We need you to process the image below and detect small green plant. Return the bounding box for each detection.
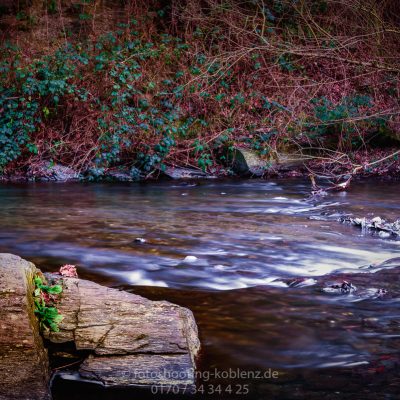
[34,276,62,295]
[33,275,63,332]
[34,298,63,332]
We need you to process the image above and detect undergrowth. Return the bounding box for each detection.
[0,0,399,177]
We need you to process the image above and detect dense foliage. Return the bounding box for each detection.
[0,0,399,178]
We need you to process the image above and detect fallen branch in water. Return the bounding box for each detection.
[307,148,400,195]
[309,173,352,197]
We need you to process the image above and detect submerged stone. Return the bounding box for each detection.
[183,255,198,263]
[161,166,213,179]
[340,216,400,237]
[106,171,134,182]
[104,167,143,182]
[322,280,357,295]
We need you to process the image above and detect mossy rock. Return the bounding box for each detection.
[228,147,266,177]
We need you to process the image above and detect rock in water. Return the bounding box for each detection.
[162,166,212,179]
[0,254,200,397]
[43,275,200,392]
[339,216,400,237]
[228,147,309,177]
[322,280,357,295]
[105,170,134,182]
[229,148,265,177]
[183,255,198,263]
[0,254,50,400]
[28,161,80,182]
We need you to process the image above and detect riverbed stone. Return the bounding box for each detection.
[228,147,308,176]
[44,274,200,391]
[104,167,143,182]
[28,161,80,182]
[0,254,50,400]
[229,147,266,176]
[105,170,134,182]
[161,166,213,179]
[340,216,400,237]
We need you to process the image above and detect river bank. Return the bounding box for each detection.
[1,1,399,198]
[1,147,399,185]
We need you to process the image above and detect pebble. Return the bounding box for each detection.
[183,256,198,263]
[378,231,391,238]
[323,280,357,294]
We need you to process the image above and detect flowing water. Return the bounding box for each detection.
[0,179,399,399]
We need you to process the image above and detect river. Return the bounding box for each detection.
[0,179,399,399]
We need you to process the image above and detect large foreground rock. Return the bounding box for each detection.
[0,254,200,398]
[0,254,50,400]
[44,274,200,391]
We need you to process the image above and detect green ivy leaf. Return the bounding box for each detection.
[47,285,63,295]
